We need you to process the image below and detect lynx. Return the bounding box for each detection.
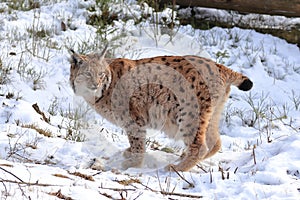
[69,46,253,172]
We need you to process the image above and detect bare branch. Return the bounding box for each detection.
[0,166,24,183]
[170,165,195,188]
[0,179,63,187]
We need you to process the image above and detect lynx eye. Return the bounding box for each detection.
[84,72,92,77]
[99,72,106,79]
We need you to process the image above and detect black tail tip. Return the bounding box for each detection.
[238,79,253,91]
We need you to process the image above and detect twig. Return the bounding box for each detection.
[139,178,202,198]
[1,181,8,198]
[170,165,195,188]
[252,145,257,165]
[99,185,203,199]
[209,168,213,183]
[32,103,50,123]
[0,179,62,187]
[219,166,225,180]
[102,174,202,199]
[156,170,164,193]
[0,166,24,183]
[234,167,238,174]
[0,165,30,198]
[160,191,203,198]
[138,180,156,192]
[99,187,136,192]
[133,191,143,200]
[196,164,208,173]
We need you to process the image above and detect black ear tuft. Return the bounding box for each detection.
[71,54,78,65]
[68,49,80,65]
[238,79,253,91]
[69,49,75,54]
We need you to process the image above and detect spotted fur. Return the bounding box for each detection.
[69,48,253,171]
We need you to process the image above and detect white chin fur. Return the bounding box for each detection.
[94,88,103,98]
[84,89,102,99]
[74,83,103,100]
[75,85,93,96]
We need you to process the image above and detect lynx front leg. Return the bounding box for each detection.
[122,130,146,169]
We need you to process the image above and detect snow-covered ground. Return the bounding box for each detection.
[0,1,299,199]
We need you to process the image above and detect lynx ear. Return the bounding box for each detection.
[68,49,81,65]
[96,44,109,60]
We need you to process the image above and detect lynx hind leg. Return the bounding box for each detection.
[204,86,230,159]
[203,106,223,159]
[167,112,212,172]
[204,137,221,159]
[122,130,146,169]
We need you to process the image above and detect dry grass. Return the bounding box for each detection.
[21,124,52,137]
[68,171,94,181]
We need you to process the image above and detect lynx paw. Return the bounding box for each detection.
[122,155,144,169]
[165,163,192,172]
[123,147,132,159]
[122,151,144,169]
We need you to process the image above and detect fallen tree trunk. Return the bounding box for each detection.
[179,15,300,47]
[160,0,300,17]
[158,0,300,46]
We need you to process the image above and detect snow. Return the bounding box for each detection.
[0,0,300,199]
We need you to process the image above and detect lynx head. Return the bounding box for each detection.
[69,45,111,100]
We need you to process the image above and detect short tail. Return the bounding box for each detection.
[216,63,253,91]
[230,72,253,91]
[236,77,253,91]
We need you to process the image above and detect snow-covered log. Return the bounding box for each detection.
[161,0,300,17]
